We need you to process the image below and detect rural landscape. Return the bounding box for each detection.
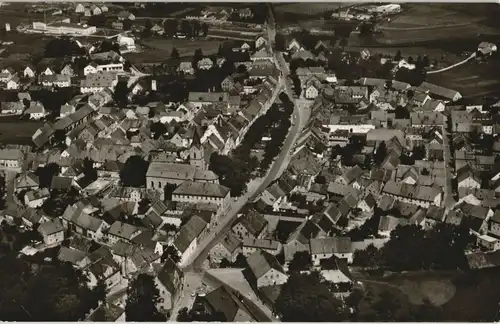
[0,1,500,322]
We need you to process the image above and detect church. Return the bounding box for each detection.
[146,127,219,191]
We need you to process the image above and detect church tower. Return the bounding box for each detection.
[189,127,206,170]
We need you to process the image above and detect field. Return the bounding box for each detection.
[380,4,485,29]
[427,56,500,99]
[125,38,224,63]
[274,3,354,16]
[0,119,42,145]
[356,269,500,321]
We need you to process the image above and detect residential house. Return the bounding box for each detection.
[6,76,20,90]
[61,204,109,241]
[40,74,71,88]
[37,218,65,246]
[178,62,194,75]
[60,64,76,76]
[24,188,50,208]
[252,35,267,49]
[26,101,47,120]
[242,238,281,257]
[195,286,254,321]
[209,232,242,263]
[173,215,208,264]
[154,258,184,312]
[309,237,353,266]
[232,209,268,240]
[246,250,288,288]
[15,172,39,192]
[107,221,142,245]
[0,148,24,171]
[118,11,135,20]
[382,180,442,208]
[197,58,214,70]
[457,167,481,189]
[24,65,36,78]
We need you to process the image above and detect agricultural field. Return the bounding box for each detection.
[356,269,500,321]
[375,4,500,44]
[274,3,354,16]
[125,38,224,63]
[427,57,500,100]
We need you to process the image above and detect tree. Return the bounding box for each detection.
[408,56,414,64]
[35,162,60,188]
[125,274,166,322]
[315,175,327,184]
[170,47,180,60]
[119,156,149,187]
[161,245,180,263]
[394,105,410,119]
[150,122,167,139]
[394,50,402,61]
[275,272,347,321]
[191,20,201,37]
[0,258,100,321]
[123,18,132,31]
[113,80,129,108]
[353,244,381,268]
[192,48,204,70]
[373,141,387,165]
[288,251,312,273]
[372,291,401,321]
[201,23,208,37]
[412,145,426,160]
[422,55,430,68]
[339,37,348,50]
[180,20,192,37]
[163,19,178,38]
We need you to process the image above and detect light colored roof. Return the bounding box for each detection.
[0,148,23,161]
[246,250,285,279]
[146,162,196,180]
[173,181,230,198]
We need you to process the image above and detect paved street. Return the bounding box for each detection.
[168,271,203,321]
[172,6,307,320]
[441,114,457,212]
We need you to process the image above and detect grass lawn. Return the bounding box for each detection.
[126,37,224,63]
[356,269,500,321]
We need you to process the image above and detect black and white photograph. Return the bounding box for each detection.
[0,0,499,322]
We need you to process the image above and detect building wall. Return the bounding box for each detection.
[172,192,229,208]
[257,268,288,288]
[179,237,198,264]
[458,177,481,189]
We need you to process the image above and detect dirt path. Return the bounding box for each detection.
[378,22,473,31]
[427,52,476,74]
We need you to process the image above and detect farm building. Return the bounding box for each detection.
[369,4,401,14]
[478,42,497,56]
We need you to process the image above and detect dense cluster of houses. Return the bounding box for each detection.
[0,31,288,319]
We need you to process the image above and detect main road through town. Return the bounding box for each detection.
[169,6,306,321]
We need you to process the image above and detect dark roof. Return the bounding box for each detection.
[157,258,183,294]
[237,209,268,237]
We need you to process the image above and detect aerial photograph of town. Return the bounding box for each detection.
[1,0,500,322]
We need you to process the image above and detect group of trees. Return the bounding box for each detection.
[353,223,475,272]
[260,93,294,170]
[125,274,166,321]
[44,38,85,58]
[119,155,150,187]
[0,257,105,321]
[274,271,348,321]
[209,94,293,196]
[160,19,209,38]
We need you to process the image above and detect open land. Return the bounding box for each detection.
[356,269,500,321]
[124,38,224,63]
